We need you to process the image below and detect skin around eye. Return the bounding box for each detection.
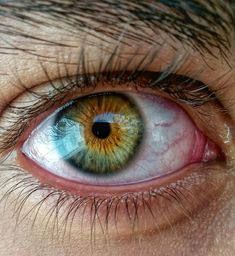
[21,91,218,188]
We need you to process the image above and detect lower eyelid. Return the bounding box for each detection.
[17,144,221,196]
[0,160,229,237]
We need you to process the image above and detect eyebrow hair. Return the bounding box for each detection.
[0,0,234,60]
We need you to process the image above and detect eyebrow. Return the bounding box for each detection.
[0,0,234,59]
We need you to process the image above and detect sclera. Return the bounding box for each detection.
[22,92,207,185]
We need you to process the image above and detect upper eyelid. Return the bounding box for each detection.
[0,3,233,107]
[0,67,218,154]
[0,42,231,177]
[0,43,217,112]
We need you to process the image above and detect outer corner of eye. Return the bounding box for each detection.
[19,91,220,194]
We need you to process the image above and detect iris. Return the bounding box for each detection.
[52,93,144,175]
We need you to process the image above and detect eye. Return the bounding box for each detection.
[1,70,229,236]
[22,89,217,187]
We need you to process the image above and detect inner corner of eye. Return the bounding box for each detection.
[20,91,219,188]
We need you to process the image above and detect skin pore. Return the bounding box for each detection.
[0,1,234,256]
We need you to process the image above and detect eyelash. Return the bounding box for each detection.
[0,48,217,153]
[0,163,222,240]
[0,47,222,239]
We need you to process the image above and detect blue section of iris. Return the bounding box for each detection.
[51,116,86,160]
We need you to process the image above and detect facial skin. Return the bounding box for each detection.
[0,1,234,256]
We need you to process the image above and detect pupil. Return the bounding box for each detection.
[92,121,111,139]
